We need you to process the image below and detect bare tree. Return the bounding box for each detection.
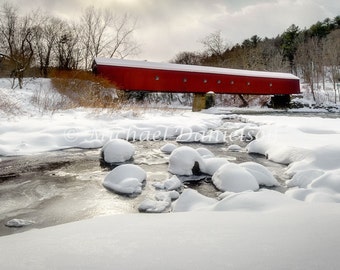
[295,37,323,101]
[200,30,229,62]
[171,51,202,65]
[0,3,34,88]
[54,22,82,70]
[323,29,340,103]
[32,14,65,77]
[81,6,139,69]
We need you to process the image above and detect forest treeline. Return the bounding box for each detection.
[0,0,339,103]
[173,16,340,102]
[0,2,139,88]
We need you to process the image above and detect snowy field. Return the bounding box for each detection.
[1,78,340,269]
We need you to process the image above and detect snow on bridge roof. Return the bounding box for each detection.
[94,57,299,80]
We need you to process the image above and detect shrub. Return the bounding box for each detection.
[50,69,124,108]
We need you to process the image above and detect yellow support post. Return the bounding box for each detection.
[192,93,206,112]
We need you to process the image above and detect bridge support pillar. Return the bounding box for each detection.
[270,94,291,108]
[192,92,215,112]
[192,93,206,112]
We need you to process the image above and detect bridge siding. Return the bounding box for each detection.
[94,60,300,95]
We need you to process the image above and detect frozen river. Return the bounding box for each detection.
[0,135,286,236]
[2,111,339,236]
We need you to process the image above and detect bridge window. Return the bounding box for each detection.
[155,76,160,81]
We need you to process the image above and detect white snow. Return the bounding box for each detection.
[152,175,182,191]
[1,78,340,269]
[168,146,205,175]
[240,161,280,187]
[138,198,170,213]
[101,139,135,163]
[5,219,34,228]
[196,147,215,158]
[102,164,146,195]
[227,144,243,152]
[160,142,177,154]
[201,157,229,175]
[212,163,260,192]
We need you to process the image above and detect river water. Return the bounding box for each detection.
[0,113,310,236]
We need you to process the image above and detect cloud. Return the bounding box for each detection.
[2,0,340,61]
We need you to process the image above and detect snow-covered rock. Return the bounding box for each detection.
[139,190,179,213]
[155,190,180,201]
[240,162,279,187]
[227,144,243,152]
[138,199,170,213]
[101,139,135,163]
[5,219,34,228]
[172,189,216,212]
[286,169,324,188]
[102,164,146,195]
[201,157,229,175]
[152,175,182,191]
[231,125,259,141]
[212,163,259,192]
[160,143,177,154]
[196,147,214,158]
[168,146,205,175]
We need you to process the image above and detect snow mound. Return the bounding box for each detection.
[101,139,135,163]
[200,130,225,144]
[102,164,146,195]
[210,189,300,211]
[285,188,340,203]
[168,146,205,175]
[5,219,34,228]
[77,139,103,149]
[212,163,259,192]
[160,143,177,154]
[139,190,179,213]
[201,157,229,175]
[173,189,300,212]
[138,199,170,213]
[196,147,214,158]
[155,190,180,201]
[172,189,216,212]
[152,175,182,191]
[227,144,243,152]
[309,170,340,193]
[287,169,324,188]
[240,162,279,187]
[287,144,340,175]
[176,132,202,143]
[231,125,259,141]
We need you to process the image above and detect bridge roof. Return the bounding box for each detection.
[94,57,299,80]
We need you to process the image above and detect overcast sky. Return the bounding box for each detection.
[3,0,340,62]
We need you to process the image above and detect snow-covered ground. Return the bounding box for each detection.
[1,78,340,269]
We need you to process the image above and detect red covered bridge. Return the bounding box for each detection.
[93,57,300,109]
